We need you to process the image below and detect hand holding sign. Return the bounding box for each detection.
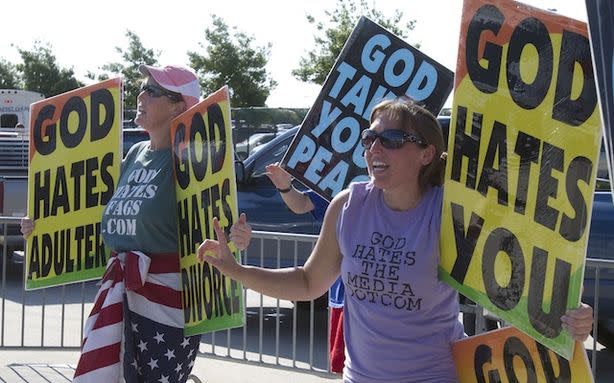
[561,303,594,342]
[229,213,251,251]
[20,217,35,239]
[197,216,241,279]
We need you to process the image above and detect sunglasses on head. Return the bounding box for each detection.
[360,129,427,150]
[140,83,183,102]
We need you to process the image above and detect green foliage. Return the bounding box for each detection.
[100,31,160,109]
[16,41,83,97]
[188,15,277,107]
[292,0,417,85]
[0,59,21,89]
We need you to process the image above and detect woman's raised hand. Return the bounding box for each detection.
[265,162,292,189]
[197,217,241,278]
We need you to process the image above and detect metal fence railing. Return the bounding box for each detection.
[583,258,614,378]
[1,220,612,380]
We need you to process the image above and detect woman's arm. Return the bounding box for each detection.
[198,190,349,301]
[265,162,314,214]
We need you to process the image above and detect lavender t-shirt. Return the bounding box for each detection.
[337,182,464,383]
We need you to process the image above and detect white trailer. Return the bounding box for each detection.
[0,90,44,258]
[0,89,45,136]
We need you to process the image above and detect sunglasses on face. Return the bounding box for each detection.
[140,83,183,103]
[360,129,427,150]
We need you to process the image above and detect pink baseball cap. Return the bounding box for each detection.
[139,64,201,108]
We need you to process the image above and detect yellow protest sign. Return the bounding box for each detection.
[452,326,593,382]
[440,0,601,359]
[26,78,122,289]
[171,86,244,336]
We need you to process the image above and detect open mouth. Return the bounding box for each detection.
[371,160,389,173]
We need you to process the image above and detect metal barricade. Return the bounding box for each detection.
[199,231,330,374]
[0,216,92,350]
[584,258,614,378]
[1,220,612,380]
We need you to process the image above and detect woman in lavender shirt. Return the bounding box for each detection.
[198,97,594,382]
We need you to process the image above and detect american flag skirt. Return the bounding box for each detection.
[73,251,200,383]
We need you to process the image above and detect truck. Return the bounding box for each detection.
[0,90,45,262]
[0,89,45,134]
[0,89,44,177]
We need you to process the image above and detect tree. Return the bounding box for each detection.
[292,0,417,85]
[17,41,83,97]
[0,59,21,89]
[100,30,160,109]
[188,15,277,107]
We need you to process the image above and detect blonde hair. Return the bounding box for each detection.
[369,97,446,190]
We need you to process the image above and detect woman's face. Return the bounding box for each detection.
[364,111,432,191]
[134,78,179,131]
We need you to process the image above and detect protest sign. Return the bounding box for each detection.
[171,86,244,336]
[452,326,593,382]
[26,78,122,290]
[586,0,614,200]
[281,16,454,201]
[440,0,601,359]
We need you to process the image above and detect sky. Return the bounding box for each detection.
[1,0,589,109]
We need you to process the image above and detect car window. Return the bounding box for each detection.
[0,114,18,128]
[252,138,291,178]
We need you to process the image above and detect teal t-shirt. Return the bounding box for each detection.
[101,141,178,253]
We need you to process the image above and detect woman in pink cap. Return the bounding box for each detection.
[22,65,252,383]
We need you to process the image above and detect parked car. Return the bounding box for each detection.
[234,124,336,309]
[234,117,614,345]
[235,126,322,237]
[236,117,451,239]
[235,133,277,160]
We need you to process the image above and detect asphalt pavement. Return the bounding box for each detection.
[2,344,614,382]
[0,349,338,383]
